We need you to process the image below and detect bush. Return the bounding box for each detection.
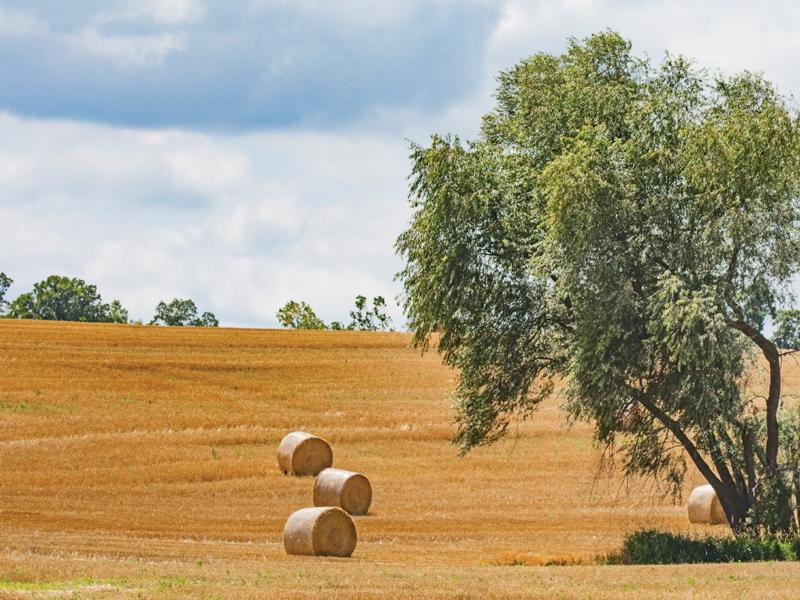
[613,530,800,564]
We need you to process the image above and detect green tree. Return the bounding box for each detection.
[107,300,129,325]
[150,298,218,327]
[0,272,11,314]
[397,31,800,534]
[8,275,128,323]
[348,295,393,331]
[276,300,327,330]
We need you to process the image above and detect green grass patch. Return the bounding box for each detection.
[611,529,800,564]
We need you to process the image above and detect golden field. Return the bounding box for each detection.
[0,319,799,598]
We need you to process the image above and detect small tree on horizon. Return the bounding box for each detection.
[397,31,800,534]
[151,298,218,327]
[276,300,327,330]
[348,295,393,331]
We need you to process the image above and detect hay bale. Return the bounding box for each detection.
[283,506,357,557]
[277,431,333,476]
[688,484,727,524]
[313,468,372,515]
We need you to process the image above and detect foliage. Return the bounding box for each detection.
[774,309,800,350]
[0,272,11,314]
[276,300,327,330]
[7,275,128,323]
[150,298,218,327]
[348,295,393,331]
[277,296,394,331]
[396,30,800,533]
[613,529,800,564]
[107,300,129,325]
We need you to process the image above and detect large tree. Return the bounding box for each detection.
[397,32,800,533]
[8,275,128,323]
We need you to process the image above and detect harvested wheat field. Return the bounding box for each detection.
[1,319,799,598]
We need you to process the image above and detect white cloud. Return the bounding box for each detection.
[0,113,411,327]
[66,28,185,68]
[0,6,47,37]
[137,0,202,24]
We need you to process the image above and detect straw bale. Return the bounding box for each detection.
[313,468,372,515]
[277,431,333,476]
[687,484,727,525]
[283,506,357,557]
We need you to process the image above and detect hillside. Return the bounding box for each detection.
[1,319,798,598]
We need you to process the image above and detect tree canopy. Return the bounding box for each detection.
[7,275,128,323]
[150,298,218,327]
[397,31,800,533]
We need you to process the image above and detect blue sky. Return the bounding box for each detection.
[1,0,799,327]
[0,1,501,129]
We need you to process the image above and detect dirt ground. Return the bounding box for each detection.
[0,319,798,598]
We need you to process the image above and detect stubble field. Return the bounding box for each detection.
[0,319,799,598]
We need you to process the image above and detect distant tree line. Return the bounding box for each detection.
[1,272,396,332]
[0,272,218,327]
[277,295,394,331]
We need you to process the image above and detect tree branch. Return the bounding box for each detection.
[724,296,781,469]
[636,395,722,489]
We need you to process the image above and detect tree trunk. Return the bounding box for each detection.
[713,482,751,532]
[728,318,781,469]
[794,467,800,530]
[764,350,781,469]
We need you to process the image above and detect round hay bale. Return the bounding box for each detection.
[277,431,333,476]
[283,507,357,557]
[687,484,727,524]
[313,468,372,515]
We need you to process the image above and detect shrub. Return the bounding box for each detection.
[613,529,800,564]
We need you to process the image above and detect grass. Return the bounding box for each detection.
[0,319,799,598]
[0,576,125,591]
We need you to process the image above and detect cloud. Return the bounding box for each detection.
[485,1,800,97]
[0,6,47,37]
[65,27,185,69]
[0,0,502,130]
[0,112,412,327]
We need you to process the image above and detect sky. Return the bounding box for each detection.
[1,0,799,328]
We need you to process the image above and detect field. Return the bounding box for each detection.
[1,319,799,598]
